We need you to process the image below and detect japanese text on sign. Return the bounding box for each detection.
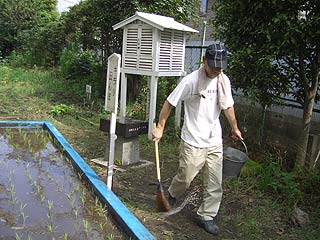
[105,54,121,112]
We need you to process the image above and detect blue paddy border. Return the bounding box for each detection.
[0,120,156,240]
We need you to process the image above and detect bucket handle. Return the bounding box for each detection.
[240,140,248,155]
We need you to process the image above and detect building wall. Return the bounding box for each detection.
[187,0,216,42]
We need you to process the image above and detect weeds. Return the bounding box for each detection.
[257,160,302,210]
[49,104,74,117]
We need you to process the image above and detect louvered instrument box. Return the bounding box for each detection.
[113,12,198,77]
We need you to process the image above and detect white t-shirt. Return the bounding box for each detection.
[167,69,234,148]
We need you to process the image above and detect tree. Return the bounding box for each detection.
[0,0,35,56]
[60,0,200,99]
[212,0,320,168]
[0,0,59,58]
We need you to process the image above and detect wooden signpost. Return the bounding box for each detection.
[105,53,121,189]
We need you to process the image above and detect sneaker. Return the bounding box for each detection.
[168,192,177,209]
[198,219,219,235]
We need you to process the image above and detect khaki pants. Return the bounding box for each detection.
[168,141,223,221]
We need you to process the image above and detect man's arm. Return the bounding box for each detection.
[152,100,173,142]
[223,106,243,140]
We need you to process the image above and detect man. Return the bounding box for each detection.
[152,43,243,235]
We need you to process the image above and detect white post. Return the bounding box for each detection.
[104,53,121,189]
[148,75,158,139]
[107,112,117,188]
[199,20,207,68]
[146,77,150,121]
[120,72,127,122]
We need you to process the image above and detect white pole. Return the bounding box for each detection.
[199,20,207,67]
[120,72,127,122]
[313,149,320,168]
[149,75,158,139]
[107,112,117,188]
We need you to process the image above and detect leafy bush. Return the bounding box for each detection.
[49,104,74,116]
[59,44,105,98]
[3,51,32,68]
[60,45,96,80]
[257,159,302,208]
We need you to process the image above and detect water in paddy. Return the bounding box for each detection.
[0,127,127,240]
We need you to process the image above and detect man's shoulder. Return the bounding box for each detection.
[183,69,200,82]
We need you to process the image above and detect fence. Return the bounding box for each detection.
[184,45,207,74]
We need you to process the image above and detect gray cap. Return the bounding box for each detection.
[205,43,227,69]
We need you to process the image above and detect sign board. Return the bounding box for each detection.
[104,53,121,189]
[85,84,92,94]
[105,53,121,113]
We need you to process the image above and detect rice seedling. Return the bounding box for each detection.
[83,219,89,235]
[21,211,28,226]
[66,192,72,201]
[63,233,68,240]
[73,206,79,218]
[9,183,16,204]
[47,222,53,233]
[19,203,28,225]
[15,232,22,240]
[74,183,80,193]
[106,234,115,240]
[40,194,46,202]
[47,200,53,212]
[16,156,21,164]
[81,189,86,205]
[98,223,104,231]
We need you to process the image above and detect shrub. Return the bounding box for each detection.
[257,159,302,208]
[59,44,105,98]
[49,104,74,116]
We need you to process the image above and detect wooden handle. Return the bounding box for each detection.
[155,139,161,181]
[154,123,161,181]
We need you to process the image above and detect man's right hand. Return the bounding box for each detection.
[152,100,173,142]
[152,125,164,142]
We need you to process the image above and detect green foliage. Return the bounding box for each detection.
[0,0,59,59]
[259,162,301,205]
[49,104,74,116]
[60,45,95,80]
[135,0,200,23]
[213,0,320,105]
[61,0,199,66]
[240,159,262,177]
[298,168,320,197]
[2,50,31,68]
[127,83,148,120]
[213,0,320,167]
[61,0,135,64]
[19,20,65,67]
[59,44,104,97]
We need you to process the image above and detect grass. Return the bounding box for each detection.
[0,64,319,240]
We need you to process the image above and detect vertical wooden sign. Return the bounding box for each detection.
[105,53,121,189]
